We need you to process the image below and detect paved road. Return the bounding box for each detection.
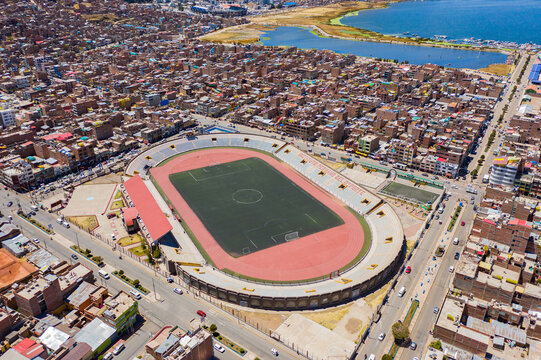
[475,53,535,183]
[0,190,300,360]
[401,201,476,360]
[357,191,466,359]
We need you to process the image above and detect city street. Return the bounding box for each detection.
[357,191,468,359]
[0,190,300,360]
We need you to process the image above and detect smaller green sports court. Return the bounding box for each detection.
[380,181,439,204]
[169,157,344,257]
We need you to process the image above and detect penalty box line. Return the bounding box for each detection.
[188,162,251,182]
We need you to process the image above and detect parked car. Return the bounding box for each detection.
[214,344,225,353]
[112,344,125,355]
[410,342,417,350]
[378,332,386,341]
[32,238,40,244]
[173,288,183,295]
[7,201,12,207]
[434,306,439,314]
[449,266,454,273]
[197,310,206,317]
[454,252,460,260]
[405,266,411,274]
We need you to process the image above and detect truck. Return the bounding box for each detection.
[482,174,489,184]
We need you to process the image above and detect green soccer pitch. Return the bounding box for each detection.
[169,157,344,257]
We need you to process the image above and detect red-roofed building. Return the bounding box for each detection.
[123,175,172,244]
[122,207,139,233]
[42,132,73,142]
[13,338,47,359]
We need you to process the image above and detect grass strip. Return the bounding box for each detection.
[17,212,53,234]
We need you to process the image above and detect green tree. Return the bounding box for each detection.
[209,324,217,332]
[381,355,393,360]
[391,321,410,344]
[153,246,161,259]
[429,340,442,350]
[133,279,140,287]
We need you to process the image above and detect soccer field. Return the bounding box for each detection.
[169,157,344,257]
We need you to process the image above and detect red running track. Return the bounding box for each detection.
[150,148,365,282]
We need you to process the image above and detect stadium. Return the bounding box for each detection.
[125,133,405,310]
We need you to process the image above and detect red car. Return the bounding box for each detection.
[461,221,465,226]
[405,266,411,274]
[197,310,206,317]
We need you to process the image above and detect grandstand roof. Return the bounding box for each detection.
[124,175,172,243]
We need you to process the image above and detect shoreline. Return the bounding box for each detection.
[201,1,510,55]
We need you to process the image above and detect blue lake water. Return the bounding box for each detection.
[260,27,508,69]
[341,0,541,45]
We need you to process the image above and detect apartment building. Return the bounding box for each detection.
[15,275,63,317]
[490,156,523,187]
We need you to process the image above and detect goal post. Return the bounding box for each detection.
[284,231,299,242]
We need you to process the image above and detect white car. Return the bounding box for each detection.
[173,288,183,295]
[378,332,385,341]
[271,348,279,356]
[214,344,225,353]
[449,266,454,272]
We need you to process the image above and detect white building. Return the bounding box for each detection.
[489,156,521,187]
[0,108,16,128]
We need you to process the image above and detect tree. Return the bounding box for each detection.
[209,324,217,332]
[119,270,124,275]
[429,340,442,350]
[391,321,410,344]
[153,246,161,259]
[133,279,140,287]
[381,355,393,360]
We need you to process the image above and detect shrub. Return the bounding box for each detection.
[209,324,217,332]
[119,270,124,275]
[391,321,410,344]
[429,340,442,350]
[152,246,161,258]
[239,349,245,354]
[382,355,393,360]
[133,279,140,287]
[218,336,223,340]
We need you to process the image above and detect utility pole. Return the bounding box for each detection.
[152,278,157,300]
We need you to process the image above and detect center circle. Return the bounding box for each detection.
[232,189,263,205]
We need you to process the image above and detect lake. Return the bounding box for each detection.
[260,27,508,69]
[341,0,541,45]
